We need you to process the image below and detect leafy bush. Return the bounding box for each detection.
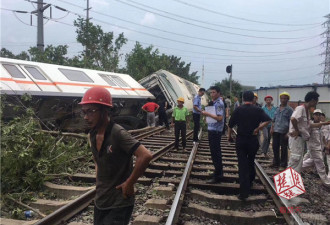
[1,95,91,194]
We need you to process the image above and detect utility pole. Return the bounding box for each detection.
[84,0,91,65]
[321,14,330,84]
[202,60,204,88]
[31,0,50,51]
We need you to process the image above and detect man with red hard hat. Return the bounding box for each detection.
[79,87,152,225]
[261,95,277,158]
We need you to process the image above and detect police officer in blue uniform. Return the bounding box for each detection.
[202,86,225,184]
[192,88,205,143]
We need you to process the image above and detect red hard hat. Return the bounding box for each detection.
[79,87,112,107]
[264,95,273,101]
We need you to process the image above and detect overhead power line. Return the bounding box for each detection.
[2,6,322,58]
[85,7,319,46]
[54,0,321,46]
[173,0,322,26]
[205,64,320,74]
[114,0,320,40]
[32,4,321,55]
[85,3,320,46]
[90,16,321,55]
[125,0,321,33]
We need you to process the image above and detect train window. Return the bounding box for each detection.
[110,75,129,87]
[58,68,94,82]
[2,64,26,78]
[24,66,46,80]
[99,74,118,86]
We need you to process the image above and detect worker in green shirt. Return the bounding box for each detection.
[172,97,189,151]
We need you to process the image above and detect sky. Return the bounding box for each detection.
[1,0,329,89]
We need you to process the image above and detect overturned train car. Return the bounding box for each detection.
[0,57,154,131]
[139,69,208,113]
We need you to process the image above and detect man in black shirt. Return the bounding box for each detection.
[80,87,153,225]
[228,91,271,200]
[157,96,170,129]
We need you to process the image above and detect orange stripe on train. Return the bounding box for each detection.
[0,77,147,91]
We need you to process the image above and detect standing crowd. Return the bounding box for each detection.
[79,86,329,224]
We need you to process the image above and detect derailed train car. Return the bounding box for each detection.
[0,57,154,131]
[139,69,208,113]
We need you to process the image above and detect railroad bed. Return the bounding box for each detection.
[2,128,328,225]
[1,126,180,225]
[131,132,285,225]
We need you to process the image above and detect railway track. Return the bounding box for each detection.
[2,126,197,225]
[162,129,307,225]
[1,126,178,225]
[130,130,285,225]
[3,127,327,225]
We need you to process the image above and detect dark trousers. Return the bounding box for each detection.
[236,136,259,198]
[175,121,186,149]
[193,113,200,141]
[159,111,169,129]
[208,130,223,178]
[261,126,271,154]
[222,116,227,135]
[272,132,288,167]
[94,205,134,225]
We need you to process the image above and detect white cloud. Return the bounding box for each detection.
[140,12,156,26]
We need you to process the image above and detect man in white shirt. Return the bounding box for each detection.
[320,112,330,179]
[288,91,323,173]
[302,109,330,187]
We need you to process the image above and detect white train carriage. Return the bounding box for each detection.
[139,69,208,112]
[0,57,154,130]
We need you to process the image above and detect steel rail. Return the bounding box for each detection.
[151,130,193,162]
[134,126,165,140]
[35,188,96,225]
[34,127,192,225]
[231,126,304,225]
[165,129,202,225]
[128,126,155,134]
[255,161,304,225]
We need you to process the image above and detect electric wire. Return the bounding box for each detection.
[114,0,320,40]
[126,0,321,33]
[48,6,322,55]
[173,0,322,26]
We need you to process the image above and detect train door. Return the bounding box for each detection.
[19,65,60,92]
[1,63,41,92]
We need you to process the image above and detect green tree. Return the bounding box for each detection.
[74,17,127,72]
[124,43,161,80]
[125,42,199,83]
[28,45,68,65]
[1,48,30,61]
[213,78,242,98]
[0,46,68,65]
[163,55,199,83]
